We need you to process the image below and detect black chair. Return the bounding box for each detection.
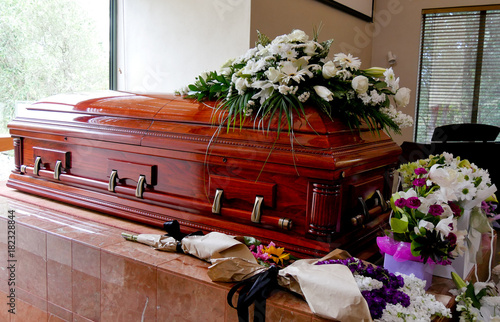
[431,123,500,143]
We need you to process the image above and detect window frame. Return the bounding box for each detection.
[414,5,500,142]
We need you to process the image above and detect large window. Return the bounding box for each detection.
[415,5,500,143]
[0,0,115,134]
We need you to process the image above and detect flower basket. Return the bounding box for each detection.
[377,236,434,289]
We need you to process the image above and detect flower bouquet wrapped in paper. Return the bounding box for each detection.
[122,221,371,321]
[123,220,451,321]
[379,152,498,280]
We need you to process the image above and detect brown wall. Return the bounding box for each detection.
[371,0,500,144]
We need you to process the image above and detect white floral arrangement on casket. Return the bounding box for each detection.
[178,28,413,136]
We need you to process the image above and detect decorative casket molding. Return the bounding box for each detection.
[7,91,400,258]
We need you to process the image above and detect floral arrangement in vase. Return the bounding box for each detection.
[379,152,497,266]
[179,28,413,136]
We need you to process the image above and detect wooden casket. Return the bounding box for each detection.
[7,91,401,258]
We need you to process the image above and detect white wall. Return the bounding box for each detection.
[250,0,375,66]
[371,0,500,144]
[117,0,251,94]
[117,0,378,94]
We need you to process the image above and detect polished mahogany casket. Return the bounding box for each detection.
[7,91,401,258]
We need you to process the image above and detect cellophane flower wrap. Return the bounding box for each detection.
[180,29,413,135]
[384,152,497,265]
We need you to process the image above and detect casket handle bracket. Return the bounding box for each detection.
[108,170,118,192]
[54,160,62,180]
[212,189,223,214]
[33,156,42,176]
[374,189,388,212]
[251,196,264,224]
[136,175,146,198]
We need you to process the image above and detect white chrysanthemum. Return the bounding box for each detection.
[457,181,478,201]
[333,53,362,70]
[283,48,298,60]
[269,42,292,56]
[279,59,313,84]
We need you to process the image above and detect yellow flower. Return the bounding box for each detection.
[263,245,290,266]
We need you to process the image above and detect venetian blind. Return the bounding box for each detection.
[415,6,500,143]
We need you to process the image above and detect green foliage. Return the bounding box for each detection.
[0,0,109,133]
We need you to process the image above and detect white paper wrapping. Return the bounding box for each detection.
[278,259,372,322]
[181,232,257,263]
[135,234,178,251]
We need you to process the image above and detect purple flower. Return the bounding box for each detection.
[413,178,427,187]
[428,204,444,216]
[447,232,457,245]
[448,201,463,217]
[406,197,421,209]
[394,198,407,208]
[414,167,428,175]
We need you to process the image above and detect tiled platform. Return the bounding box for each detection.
[0,184,329,322]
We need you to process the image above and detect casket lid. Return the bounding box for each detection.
[11,91,401,172]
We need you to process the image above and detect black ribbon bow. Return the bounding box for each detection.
[227,266,280,322]
[163,220,203,253]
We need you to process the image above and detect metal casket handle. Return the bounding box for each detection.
[251,196,264,224]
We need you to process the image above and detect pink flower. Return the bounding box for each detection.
[428,204,444,216]
[406,197,421,209]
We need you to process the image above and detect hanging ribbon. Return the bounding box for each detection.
[163,220,203,252]
[227,266,280,322]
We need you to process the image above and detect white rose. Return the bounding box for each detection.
[288,29,308,42]
[395,87,411,107]
[303,41,317,56]
[322,61,337,79]
[351,75,369,94]
[313,86,334,102]
[234,77,248,95]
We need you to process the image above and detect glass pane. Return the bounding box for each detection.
[0,0,110,135]
[416,12,480,143]
[478,10,500,133]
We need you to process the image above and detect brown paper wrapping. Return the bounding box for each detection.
[128,232,372,321]
[208,248,372,321]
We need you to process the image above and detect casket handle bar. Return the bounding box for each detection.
[136,175,146,198]
[108,170,118,192]
[53,160,62,180]
[212,189,223,214]
[351,189,387,227]
[33,156,42,176]
[251,196,264,223]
